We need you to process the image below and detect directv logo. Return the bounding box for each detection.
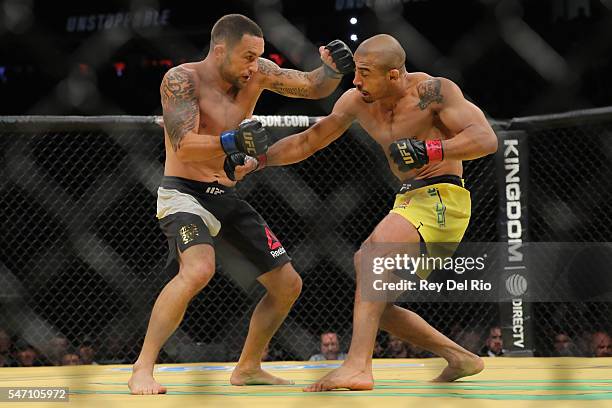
[506,273,527,297]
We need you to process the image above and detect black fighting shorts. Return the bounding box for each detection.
[157,176,291,277]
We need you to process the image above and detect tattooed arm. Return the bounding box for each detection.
[420,78,498,160]
[257,58,341,99]
[160,66,225,161]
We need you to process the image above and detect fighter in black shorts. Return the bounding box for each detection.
[128,14,354,394]
[157,176,289,275]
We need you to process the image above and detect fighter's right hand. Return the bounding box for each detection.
[389,138,444,171]
[220,119,270,156]
[223,152,259,181]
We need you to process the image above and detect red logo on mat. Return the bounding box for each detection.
[265,226,282,250]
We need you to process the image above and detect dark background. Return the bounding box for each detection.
[1,0,611,119]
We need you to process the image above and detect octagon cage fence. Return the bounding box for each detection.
[0,107,611,365]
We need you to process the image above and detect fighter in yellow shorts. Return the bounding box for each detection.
[234,34,497,391]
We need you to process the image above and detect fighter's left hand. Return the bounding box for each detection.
[320,39,355,76]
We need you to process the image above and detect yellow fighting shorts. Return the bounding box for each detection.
[389,175,471,279]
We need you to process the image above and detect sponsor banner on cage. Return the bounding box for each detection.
[358,242,612,302]
[496,130,533,354]
[251,115,311,128]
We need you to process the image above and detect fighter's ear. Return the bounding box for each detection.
[388,69,400,81]
[213,42,226,59]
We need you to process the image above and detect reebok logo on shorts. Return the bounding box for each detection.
[265,226,282,250]
[269,247,287,258]
[265,226,285,257]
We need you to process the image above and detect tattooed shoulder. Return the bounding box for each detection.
[257,58,283,76]
[258,58,308,81]
[416,78,443,110]
[161,66,197,105]
[160,66,199,151]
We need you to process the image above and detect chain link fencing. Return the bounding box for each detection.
[0,109,611,365]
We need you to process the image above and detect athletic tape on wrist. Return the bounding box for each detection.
[426,139,444,162]
[255,154,267,171]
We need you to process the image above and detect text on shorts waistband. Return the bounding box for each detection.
[160,176,235,196]
[397,175,464,194]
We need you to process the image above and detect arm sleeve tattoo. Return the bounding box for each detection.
[258,58,312,98]
[160,67,199,151]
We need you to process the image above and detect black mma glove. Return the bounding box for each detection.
[223,153,267,181]
[220,119,269,156]
[324,40,355,77]
[389,138,444,172]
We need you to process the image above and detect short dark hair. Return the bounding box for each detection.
[211,14,263,49]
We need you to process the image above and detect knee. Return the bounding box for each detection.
[268,266,302,303]
[179,262,215,295]
[354,239,372,270]
[283,269,303,301]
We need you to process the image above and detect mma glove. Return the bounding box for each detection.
[223,152,267,181]
[389,138,444,172]
[220,119,269,156]
[323,40,355,78]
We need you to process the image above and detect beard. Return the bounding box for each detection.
[220,61,244,89]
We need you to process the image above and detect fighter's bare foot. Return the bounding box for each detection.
[230,367,294,385]
[431,353,484,382]
[303,365,374,392]
[128,364,167,395]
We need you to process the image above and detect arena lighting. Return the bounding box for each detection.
[350,34,358,41]
[113,62,125,77]
[350,17,358,24]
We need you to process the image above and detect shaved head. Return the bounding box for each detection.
[355,34,405,71]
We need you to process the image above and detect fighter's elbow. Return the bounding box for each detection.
[485,131,499,155]
[473,125,498,156]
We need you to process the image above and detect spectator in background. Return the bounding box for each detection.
[480,326,504,357]
[61,351,81,366]
[309,332,347,361]
[0,329,16,366]
[384,334,409,358]
[552,331,577,356]
[47,335,69,366]
[589,331,611,357]
[15,341,46,367]
[78,337,98,365]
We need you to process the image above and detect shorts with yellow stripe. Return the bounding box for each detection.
[390,175,471,278]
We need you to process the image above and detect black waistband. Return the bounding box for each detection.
[160,176,235,195]
[397,175,463,194]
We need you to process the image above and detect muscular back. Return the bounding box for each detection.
[351,73,462,182]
